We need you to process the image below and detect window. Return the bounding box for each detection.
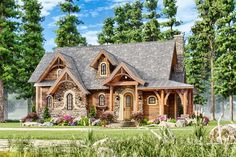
[100,63,107,76]
[57,69,63,78]
[66,93,73,110]
[47,95,53,108]
[126,95,132,107]
[99,94,105,106]
[148,96,157,105]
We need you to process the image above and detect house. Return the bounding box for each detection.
[29,35,194,121]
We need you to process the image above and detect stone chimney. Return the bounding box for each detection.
[173,34,185,82]
[174,34,184,55]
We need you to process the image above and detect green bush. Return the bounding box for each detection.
[88,106,96,118]
[43,106,51,120]
[78,117,89,126]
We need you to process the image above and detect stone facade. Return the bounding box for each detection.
[49,82,87,117]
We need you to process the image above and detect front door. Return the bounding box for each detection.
[123,93,133,120]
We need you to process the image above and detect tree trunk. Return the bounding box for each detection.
[210,56,216,120]
[229,95,234,121]
[221,97,225,118]
[0,80,5,122]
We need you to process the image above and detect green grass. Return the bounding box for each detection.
[0,120,234,140]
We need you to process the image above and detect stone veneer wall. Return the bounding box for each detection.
[50,82,87,117]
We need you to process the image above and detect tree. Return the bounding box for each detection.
[0,0,20,120]
[17,0,45,111]
[113,3,131,43]
[161,0,181,40]
[214,0,236,121]
[98,18,115,44]
[186,0,222,120]
[142,0,161,41]
[127,0,143,43]
[55,0,86,47]
[185,22,209,106]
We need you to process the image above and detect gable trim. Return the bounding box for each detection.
[103,62,145,85]
[37,52,70,83]
[47,68,90,95]
[90,49,118,68]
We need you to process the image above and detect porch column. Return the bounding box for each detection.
[183,90,188,115]
[159,90,165,115]
[174,93,177,118]
[134,85,138,112]
[36,86,39,113]
[109,86,113,111]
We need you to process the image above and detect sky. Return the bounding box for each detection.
[39,0,198,52]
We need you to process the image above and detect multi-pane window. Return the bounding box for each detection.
[100,63,106,76]
[148,96,156,105]
[66,93,73,110]
[99,94,105,106]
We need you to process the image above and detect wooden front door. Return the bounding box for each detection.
[124,93,133,120]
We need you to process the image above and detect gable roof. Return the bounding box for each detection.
[47,67,90,95]
[90,49,118,68]
[103,62,145,85]
[29,40,182,89]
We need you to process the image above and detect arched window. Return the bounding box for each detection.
[100,63,107,76]
[66,93,73,110]
[148,96,157,105]
[47,95,53,108]
[57,69,63,78]
[99,94,105,106]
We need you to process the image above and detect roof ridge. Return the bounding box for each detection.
[53,39,176,52]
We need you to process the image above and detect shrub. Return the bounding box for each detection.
[202,116,210,125]
[131,111,144,123]
[43,106,51,120]
[62,115,73,126]
[100,111,114,124]
[89,106,97,118]
[168,119,176,123]
[78,117,90,126]
[158,115,167,122]
[140,118,149,126]
[21,112,39,123]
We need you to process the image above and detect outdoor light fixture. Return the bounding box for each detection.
[78,96,82,101]
[138,96,142,100]
[116,95,120,101]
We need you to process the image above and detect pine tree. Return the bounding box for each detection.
[55,0,86,47]
[143,0,161,41]
[185,22,209,106]
[0,0,20,120]
[161,0,181,40]
[214,0,236,121]
[16,0,45,110]
[113,4,130,43]
[98,18,115,44]
[186,0,222,120]
[127,0,143,43]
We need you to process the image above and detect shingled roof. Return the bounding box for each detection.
[29,40,192,90]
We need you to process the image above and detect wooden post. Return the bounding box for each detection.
[183,90,188,115]
[109,86,113,111]
[159,90,165,115]
[36,86,39,113]
[174,93,177,118]
[134,85,138,112]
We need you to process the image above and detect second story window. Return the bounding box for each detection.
[100,63,107,76]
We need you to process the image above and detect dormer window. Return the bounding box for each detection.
[57,69,63,78]
[100,62,107,76]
